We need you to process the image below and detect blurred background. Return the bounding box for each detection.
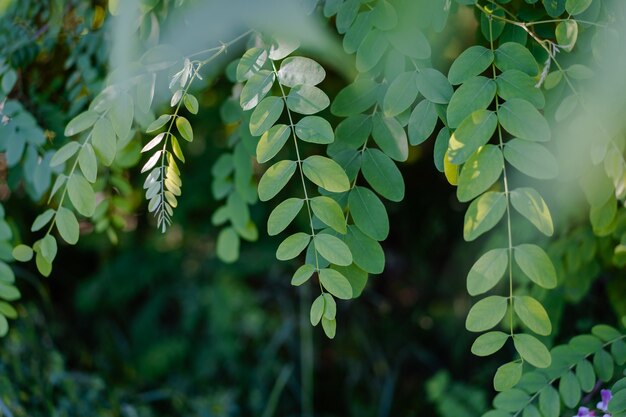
[1,0,625,416]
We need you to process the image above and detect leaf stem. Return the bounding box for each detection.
[488,15,516,339]
[270,61,322,286]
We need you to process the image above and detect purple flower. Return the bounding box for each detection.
[575,407,596,417]
[597,389,612,412]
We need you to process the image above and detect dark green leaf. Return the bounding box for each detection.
[361,148,404,202]
[349,186,389,241]
[448,46,494,85]
[447,76,496,128]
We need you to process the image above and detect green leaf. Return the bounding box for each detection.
[514,296,552,336]
[493,389,530,412]
[146,114,172,133]
[65,111,99,136]
[467,248,508,296]
[67,174,96,217]
[371,113,409,162]
[258,160,297,201]
[361,149,404,202]
[217,227,240,263]
[109,92,133,140]
[349,186,389,241]
[50,142,81,167]
[559,371,581,408]
[343,12,372,54]
[302,156,350,193]
[457,144,503,203]
[493,361,522,392]
[415,68,453,104]
[465,295,508,332]
[323,293,336,320]
[356,29,388,72]
[503,139,558,180]
[276,233,311,261]
[371,0,397,30]
[0,315,8,337]
[12,245,33,262]
[0,262,15,284]
[286,85,330,115]
[463,191,507,241]
[267,198,304,236]
[471,331,509,356]
[176,116,193,142]
[434,128,450,172]
[322,317,336,339]
[383,71,418,117]
[249,96,284,137]
[594,349,614,382]
[513,333,551,368]
[611,339,626,365]
[78,143,98,183]
[609,389,626,414]
[277,56,325,88]
[499,99,550,142]
[319,268,352,300]
[292,264,315,286]
[447,109,498,164]
[575,359,595,393]
[295,116,334,144]
[343,225,385,275]
[256,124,290,163]
[331,78,380,117]
[448,46,494,85]
[408,99,438,146]
[565,0,592,15]
[183,94,199,114]
[514,244,557,289]
[0,282,20,301]
[447,77,496,128]
[31,209,55,232]
[539,386,560,417]
[385,23,430,59]
[314,234,352,266]
[496,70,545,109]
[0,301,17,319]
[510,188,554,236]
[555,20,578,52]
[494,43,538,76]
[92,117,116,166]
[311,196,346,234]
[236,47,268,81]
[56,207,79,245]
[240,70,275,111]
[310,294,325,326]
[39,235,57,263]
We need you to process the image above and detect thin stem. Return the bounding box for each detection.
[488,15,516,339]
[270,61,322,280]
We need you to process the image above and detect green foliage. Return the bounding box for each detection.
[4,0,626,415]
